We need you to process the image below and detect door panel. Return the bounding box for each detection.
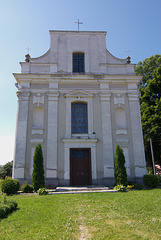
[70,148,91,186]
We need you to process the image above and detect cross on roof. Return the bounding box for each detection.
[26,46,31,54]
[74,19,83,31]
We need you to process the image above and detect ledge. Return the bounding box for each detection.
[62,138,98,143]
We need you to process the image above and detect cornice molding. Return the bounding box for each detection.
[13,73,142,85]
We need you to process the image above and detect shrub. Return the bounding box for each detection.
[0,200,18,219]
[21,182,34,193]
[38,188,49,195]
[1,178,20,195]
[0,161,13,179]
[32,144,45,192]
[114,185,127,192]
[134,183,144,190]
[157,175,161,185]
[143,174,159,188]
[114,144,127,186]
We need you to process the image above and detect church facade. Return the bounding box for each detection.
[13,30,146,186]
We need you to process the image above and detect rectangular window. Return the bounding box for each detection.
[73,53,85,73]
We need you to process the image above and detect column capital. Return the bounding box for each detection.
[17,91,30,101]
[47,92,59,101]
[99,92,111,101]
[128,93,139,102]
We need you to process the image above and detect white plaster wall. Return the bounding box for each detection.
[14,30,146,185]
[21,31,135,75]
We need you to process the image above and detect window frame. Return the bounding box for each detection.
[71,102,88,134]
[73,52,85,73]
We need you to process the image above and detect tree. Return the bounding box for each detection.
[135,54,161,87]
[32,144,45,192]
[0,161,13,179]
[135,55,161,165]
[114,144,127,186]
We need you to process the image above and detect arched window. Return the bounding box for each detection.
[71,102,88,134]
[73,53,85,73]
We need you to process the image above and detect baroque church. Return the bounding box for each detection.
[13,30,147,186]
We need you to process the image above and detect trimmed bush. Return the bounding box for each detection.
[143,174,159,188]
[0,200,18,219]
[1,178,20,195]
[21,182,34,193]
[38,188,49,195]
[32,144,45,192]
[114,144,127,186]
[134,183,144,190]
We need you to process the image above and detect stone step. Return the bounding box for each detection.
[56,186,110,192]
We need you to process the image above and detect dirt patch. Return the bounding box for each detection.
[79,224,91,240]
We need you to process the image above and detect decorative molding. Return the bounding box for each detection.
[62,138,98,143]
[114,94,125,106]
[47,92,59,101]
[99,92,111,101]
[64,90,94,98]
[30,138,43,143]
[116,129,127,135]
[31,129,43,135]
[116,138,129,143]
[128,93,139,102]
[33,93,44,106]
[17,92,30,101]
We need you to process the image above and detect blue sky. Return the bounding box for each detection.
[0,0,161,165]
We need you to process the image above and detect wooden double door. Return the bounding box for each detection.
[70,148,92,186]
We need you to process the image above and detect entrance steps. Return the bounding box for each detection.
[54,186,116,194]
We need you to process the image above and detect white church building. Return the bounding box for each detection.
[13,30,146,186]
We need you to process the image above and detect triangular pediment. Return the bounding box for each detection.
[64,90,94,98]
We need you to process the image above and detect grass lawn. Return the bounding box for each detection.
[0,189,161,240]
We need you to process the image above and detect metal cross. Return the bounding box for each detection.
[26,46,31,54]
[74,19,83,31]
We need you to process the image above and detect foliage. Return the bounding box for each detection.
[0,161,13,179]
[21,182,34,193]
[134,183,144,190]
[1,178,20,195]
[0,199,18,219]
[157,175,161,185]
[146,166,154,175]
[139,66,161,139]
[135,54,161,86]
[114,185,127,192]
[114,144,127,186]
[143,174,159,188]
[38,188,49,195]
[32,144,45,192]
[127,185,135,189]
[0,190,161,239]
[135,55,161,165]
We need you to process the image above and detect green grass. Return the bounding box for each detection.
[0,190,161,239]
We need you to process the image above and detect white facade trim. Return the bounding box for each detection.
[62,138,98,181]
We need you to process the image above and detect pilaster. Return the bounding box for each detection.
[100,91,114,178]
[13,92,30,179]
[128,93,146,177]
[46,92,59,178]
